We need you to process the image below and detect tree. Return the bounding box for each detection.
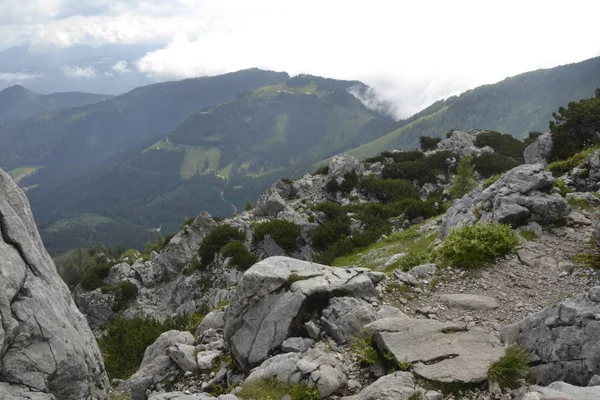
[419,136,441,151]
[548,89,600,161]
[449,157,476,198]
[244,200,254,211]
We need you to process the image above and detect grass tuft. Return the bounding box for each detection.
[487,344,532,389]
[349,330,379,365]
[238,377,319,400]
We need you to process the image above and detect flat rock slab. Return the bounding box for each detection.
[525,381,600,400]
[439,294,500,311]
[366,318,505,384]
[341,371,417,400]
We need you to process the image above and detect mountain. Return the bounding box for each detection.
[0,85,113,120]
[0,68,290,186]
[28,74,395,254]
[342,56,600,161]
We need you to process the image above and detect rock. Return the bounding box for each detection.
[502,286,600,385]
[589,375,600,386]
[435,130,488,157]
[131,257,164,287]
[74,287,116,334]
[176,300,197,316]
[566,210,592,226]
[593,221,600,248]
[321,297,377,344]
[255,189,287,217]
[376,305,408,320]
[306,320,321,340]
[123,330,194,400]
[195,309,226,337]
[0,169,109,399]
[440,164,571,237]
[168,344,198,372]
[245,348,348,398]
[408,263,438,278]
[326,154,364,192]
[393,270,419,286]
[281,337,315,353]
[273,179,299,200]
[224,256,384,372]
[566,192,600,206]
[259,234,287,257]
[196,350,221,370]
[564,149,600,191]
[382,253,405,268]
[423,391,444,400]
[524,133,553,166]
[342,371,418,400]
[148,393,222,400]
[105,262,133,286]
[158,212,217,277]
[438,294,500,311]
[523,381,600,400]
[366,318,504,384]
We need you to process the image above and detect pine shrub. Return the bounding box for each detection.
[253,220,301,253]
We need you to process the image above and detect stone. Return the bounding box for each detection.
[440,164,570,237]
[393,270,419,286]
[245,348,348,398]
[224,256,384,372]
[524,132,553,166]
[438,294,500,311]
[366,318,504,384]
[148,393,221,400]
[524,381,600,400]
[435,130,487,157]
[566,192,600,206]
[131,257,164,287]
[74,287,116,334]
[326,154,364,193]
[423,391,444,400]
[168,344,198,372]
[502,286,600,385]
[281,337,315,353]
[408,263,438,278]
[196,350,221,370]
[376,305,408,320]
[105,262,133,286]
[589,375,600,386]
[0,169,109,400]
[321,297,377,344]
[342,371,418,400]
[195,309,226,337]
[306,320,321,340]
[255,189,287,217]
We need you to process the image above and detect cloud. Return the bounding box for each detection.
[111,60,131,73]
[61,65,97,79]
[0,72,41,81]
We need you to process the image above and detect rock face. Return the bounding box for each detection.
[0,169,109,399]
[564,149,600,192]
[223,256,384,372]
[502,286,600,385]
[255,188,287,217]
[440,164,570,237]
[366,318,504,384]
[524,133,553,166]
[321,297,377,344]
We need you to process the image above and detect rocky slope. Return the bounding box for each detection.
[0,169,109,399]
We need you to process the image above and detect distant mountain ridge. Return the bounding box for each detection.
[0,85,113,120]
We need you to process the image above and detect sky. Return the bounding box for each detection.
[1,0,600,118]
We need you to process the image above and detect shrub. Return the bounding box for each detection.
[448,157,476,198]
[311,218,351,252]
[382,161,437,184]
[483,174,501,189]
[253,219,301,253]
[102,281,139,312]
[473,153,520,178]
[313,164,329,175]
[389,150,425,163]
[474,131,526,162]
[238,377,319,400]
[358,176,419,203]
[325,171,358,194]
[419,136,442,151]
[424,150,457,171]
[221,240,257,270]
[400,199,440,221]
[80,263,112,291]
[487,344,531,389]
[281,178,295,184]
[554,179,571,197]
[350,330,379,365]
[439,223,518,268]
[547,147,597,176]
[198,225,245,268]
[244,200,253,211]
[523,131,543,146]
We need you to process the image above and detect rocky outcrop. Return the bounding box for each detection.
[434,130,493,157]
[524,133,553,166]
[223,256,384,372]
[0,170,109,400]
[502,286,600,385]
[320,297,377,344]
[158,213,217,277]
[255,189,287,217]
[441,164,571,237]
[75,288,117,334]
[564,149,600,191]
[366,318,504,384]
[326,154,364,189]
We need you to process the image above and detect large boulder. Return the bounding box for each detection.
[158,212,217,277]
[255,189,287,217]
[502,286,600,385]
[440,164,570,237]
[520,381,600,400]
[366,318,504,384]
[341,371,419,400]
[244,348,348,398]
[320,297,377,344]
[524,133,553,166]
[224,257,384,372]
[0,169,109,399]
[325,154,364,193]
[435,130,492,157]
[74,287,117,334]
[564,149,600,191]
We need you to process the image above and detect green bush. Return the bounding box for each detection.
[519,230,538,241]
[449,157,477,198]
[382,161,437,184]
[198,225,245,268]
[325,171,358,194]
[80,263,112,291]
[350,330,379,365]
[424,150,457,171]
[221,240,257,270]
[483,174,501,189]
[238,377,319,400]
[254,219,301,253]
[389,150,425,163]
[311,218,351,252]
[439,223,518,268]
[358,176,419,203]
[474,131,526,162]
[554,179,571,197]
[419,136,442,151]
[547,147,597,176]
[102,281,139,312]
[523,131,543,146]
[487,344,531,389]
[473,153,520,178]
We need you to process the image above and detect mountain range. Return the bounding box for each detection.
[1,57,600,254]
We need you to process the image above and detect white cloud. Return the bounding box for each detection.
[61,65,97,79]
[0,72,41,81]
[112,60,131,73]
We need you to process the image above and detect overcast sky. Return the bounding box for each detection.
[2,0,600,117]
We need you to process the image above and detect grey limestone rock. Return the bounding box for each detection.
[320,297,377,344]
[524,133,553,166]
[281,337,315,353]
[255,189,287,217]
[341,371,418,400]
[438,294,500,311]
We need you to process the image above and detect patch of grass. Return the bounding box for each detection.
[350,330,379,365]
[216,298,230,309]
[571,253,600,269]
[487,344,532,389]
[483,174,501,189]
[439,223,518,269]
[238,377,320,400]
[567,196,596,211]
[555,179,571,197]
[518,230,538,241]
[180,146,222,180]
[386,252,429,273]
[313,164,329,175]
[7,165,41,183]
[547,146,599,176]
